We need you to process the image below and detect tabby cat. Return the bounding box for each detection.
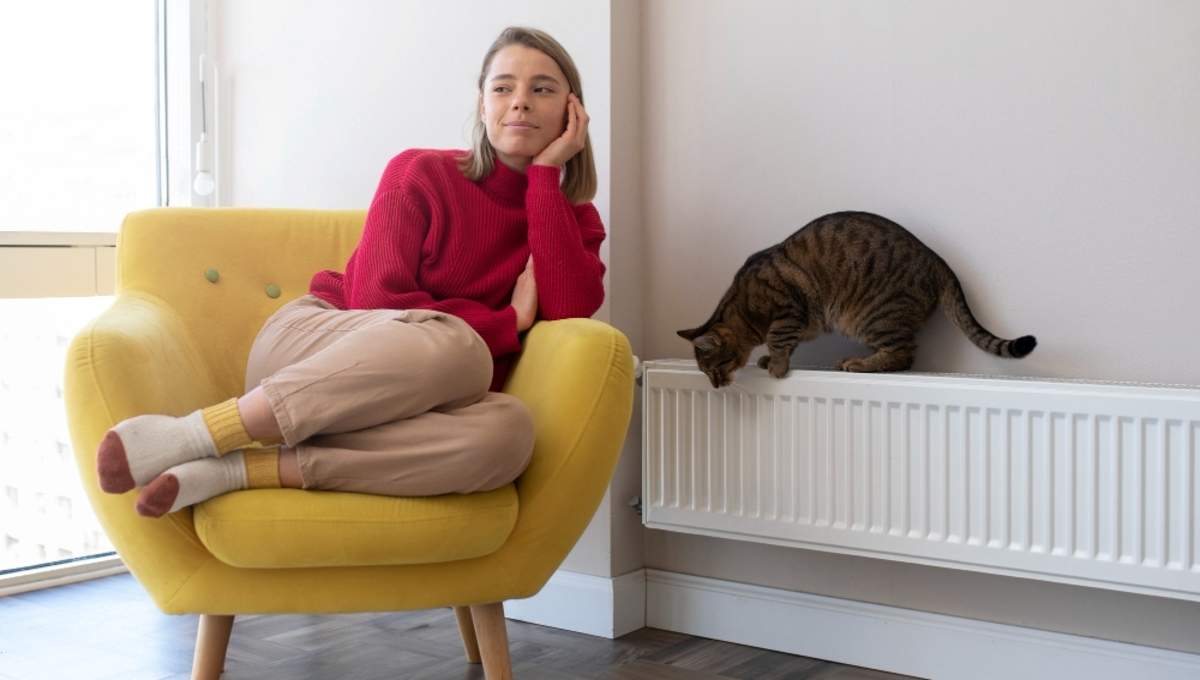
[678,211,1036,388]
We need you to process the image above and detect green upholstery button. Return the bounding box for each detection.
[205,268,220,283]
[265,284,281,299]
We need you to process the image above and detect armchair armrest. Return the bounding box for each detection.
[495,318,635,593]
[65,292,224,608]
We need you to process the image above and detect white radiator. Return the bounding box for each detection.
[642,360,1200,602]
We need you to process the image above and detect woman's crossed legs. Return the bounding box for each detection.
[98,296,534,516]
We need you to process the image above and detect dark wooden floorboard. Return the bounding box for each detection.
[0,573,922,680]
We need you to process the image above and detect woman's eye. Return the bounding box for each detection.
[534,86,553,93]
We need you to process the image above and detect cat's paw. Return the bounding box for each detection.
[767,359,791,378]
[757,355,790,377]
[836,357,867,372]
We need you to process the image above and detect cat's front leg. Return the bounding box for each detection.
[758,319,808,378]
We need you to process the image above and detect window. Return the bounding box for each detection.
[0,1,181,581]
[0,3,158,234]
[0,297,117,574]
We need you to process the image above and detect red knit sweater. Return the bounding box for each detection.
[310,149,607,391]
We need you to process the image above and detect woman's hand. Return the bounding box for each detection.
[532,93,589,168]
[511,255,538,332]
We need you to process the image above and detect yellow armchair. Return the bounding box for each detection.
[64,208,634,679]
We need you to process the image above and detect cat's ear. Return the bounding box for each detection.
[677,327,703,341]
[692,333,722,355]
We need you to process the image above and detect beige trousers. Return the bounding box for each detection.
[244,295,534,496]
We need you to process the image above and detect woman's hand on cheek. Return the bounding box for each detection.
[532,93,589,168]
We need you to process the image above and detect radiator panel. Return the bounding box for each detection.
[642,361,1200,601]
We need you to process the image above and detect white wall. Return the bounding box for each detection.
[642,0,1200,652]
[607,0,647,577]
[214,1,607,215]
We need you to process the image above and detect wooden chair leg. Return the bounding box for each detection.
[191,614,235,680]
[453,606,482,664]
[469,602,513,680]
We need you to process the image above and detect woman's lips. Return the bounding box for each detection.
[505,121,538,130]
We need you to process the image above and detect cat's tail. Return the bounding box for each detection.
[938,269,1037,359]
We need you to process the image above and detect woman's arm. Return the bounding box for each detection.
[524,165,606,320]
[341,190,522,358]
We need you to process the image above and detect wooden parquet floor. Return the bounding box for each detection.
[0,573,919,680]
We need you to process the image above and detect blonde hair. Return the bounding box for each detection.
[459,27,597,205]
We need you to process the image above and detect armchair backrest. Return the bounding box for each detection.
[116,208,365,399]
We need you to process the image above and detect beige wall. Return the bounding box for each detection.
[641,0,1200,652]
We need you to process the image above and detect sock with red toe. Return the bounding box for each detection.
[96,398,253,494]
[135,448,282,518]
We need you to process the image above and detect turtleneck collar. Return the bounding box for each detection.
[477,158,529,205]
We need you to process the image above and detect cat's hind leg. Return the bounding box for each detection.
[837,317,921,373]
[836,349,915,372]
[836,333,918,372]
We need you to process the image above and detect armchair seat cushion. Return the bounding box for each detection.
[193,484,518,569]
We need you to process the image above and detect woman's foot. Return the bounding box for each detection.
[97,399,252,494]
[135,448,283,517]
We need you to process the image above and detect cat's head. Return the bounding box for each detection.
[677,323,750,389]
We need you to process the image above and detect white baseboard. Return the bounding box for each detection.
[646,569,1200,680]
[505,568,646,638]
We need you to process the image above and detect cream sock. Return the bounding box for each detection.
[97,399,253,494]
[135,449,282,518]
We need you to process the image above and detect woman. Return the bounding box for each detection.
[95,27,606,517]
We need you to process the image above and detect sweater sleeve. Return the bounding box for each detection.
[342,189,522,359]
[524,165,607,320]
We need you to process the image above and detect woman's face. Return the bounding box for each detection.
[480,45,570,172]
